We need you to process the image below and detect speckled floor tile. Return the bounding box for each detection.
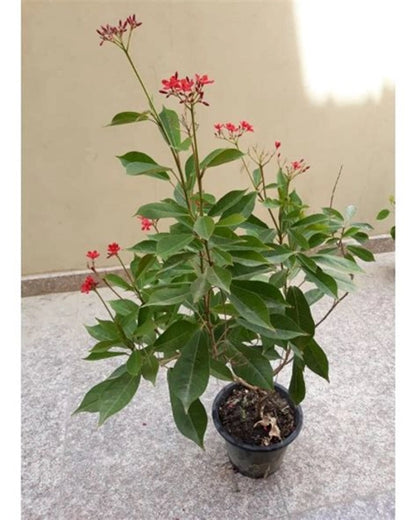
[290,490,395,519]
[21,253,395,520]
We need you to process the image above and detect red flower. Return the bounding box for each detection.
[225,122,237,132]
[291,160,303,170]
[107,242,121,257]
[81,275,98,294]
[97,14,142,46]
[215,121,254,140]
[240,120,254,132]
[160,72,214,106]
[138,216,152,231]
[86,250,100,260]
[195,74,214,86]
[275,141,281,150]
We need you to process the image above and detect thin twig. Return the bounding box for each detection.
[329,165,343,209]
[315,292,349,327]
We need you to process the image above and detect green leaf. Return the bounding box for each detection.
[231,250,269,267]
[227,343,274,390]
[159,106,181,149]
[376,208,390,220]
[292,214,329,228]
[322,207,344,221]
[153,320,200,354]
[156,233,194,258]
[304,288,325,306]
[269,314,310,340]
[222,192,256,219]
[288,229,310,250]
[211,247,233,266]
[146,284,191,306]
[288,356,305,404]
[84,351,127,361]
[97,372,140,425]
[312,253,364,273]
[125,162,171,178]
[176,137,192,151]
[286,286,315,335]
[169,331,209,412]
[345,205,357,221]
[266,245,294,264]
[185,154,196,189]
[128,240,157,254]
[346,245,375,262]
[193,216,215,240]
[216,214,246,228]
[109,299,139,316]
[104,274,133,291]
[229,282,274,331]
[262,198,280,209]
[141,354,159,385]
[304,267,338,298]
[126,350,142,376]
[168,369,207,449]
[131,254,157,280]
[303,339,329,381]
[297,253,319,273]
[200,148,244,171]
[206,265,232,293]
[117,151,170,180]
[89,340,124,353]
[108,111,150,126]
[209,358,233,381]
[85,320,121,342]
[118,311,138,337]
[208,189,247,217]
[74,371,140,425]
[190,271,210,302]
[232,280,287,310]
[136,200,189,219]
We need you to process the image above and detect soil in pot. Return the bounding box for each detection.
[218,385,296,447]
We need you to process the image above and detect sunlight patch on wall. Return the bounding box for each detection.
[293,0,394,104]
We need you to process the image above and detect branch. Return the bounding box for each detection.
[315,292,349,327]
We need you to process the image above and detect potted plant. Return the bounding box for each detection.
[74,15,375,478]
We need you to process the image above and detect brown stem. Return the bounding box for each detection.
[315,292,349,327]
[273,347,292,376]
[329,165,343,209]
[316,293,349,327]
[90,265,124,300]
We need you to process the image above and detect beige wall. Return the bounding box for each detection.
[22,0,394,276]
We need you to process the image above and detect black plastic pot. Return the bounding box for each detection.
[212,382,303,478]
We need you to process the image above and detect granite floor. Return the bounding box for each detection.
[21,252,395,519]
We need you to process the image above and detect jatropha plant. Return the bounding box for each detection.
[74,15,375,448]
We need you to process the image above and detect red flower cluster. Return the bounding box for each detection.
[80,275,98,294]
[214,120,254,140]
[275,141,281,150]
[107,242,121,258]
[159,72,214,106]
[97,14,142,46]
[288,159,310,175]
[86,250,100,260]
[138,216,152,231]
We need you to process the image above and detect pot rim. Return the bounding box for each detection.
[212,381,303,452]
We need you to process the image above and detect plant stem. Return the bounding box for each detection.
[122,48,193,214]
[190,105,203,216]
[116,254,143,301]
[315,292,349,327]
[273,347,292,376]
[329,165,343,209]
